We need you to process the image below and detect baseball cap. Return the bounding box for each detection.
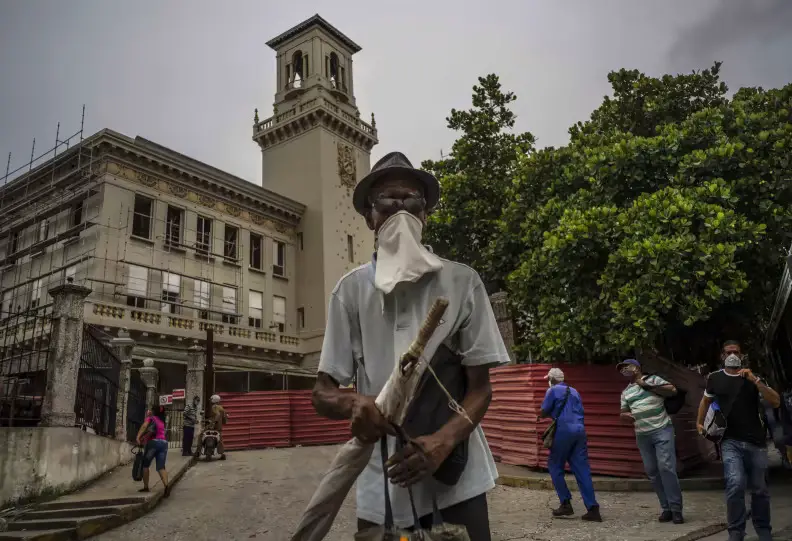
[616,359,641,371]
[544,368,565,381]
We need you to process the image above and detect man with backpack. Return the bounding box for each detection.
[696,340,781,541]
[619,359,684,524]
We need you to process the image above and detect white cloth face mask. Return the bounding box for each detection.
[374,211,443,295]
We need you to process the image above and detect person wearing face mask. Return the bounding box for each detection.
[539,368,601,521]
[311,152,510,540]
[695,340,781,541]
[618,359,684,525]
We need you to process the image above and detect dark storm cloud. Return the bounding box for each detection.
[670,0,792,64]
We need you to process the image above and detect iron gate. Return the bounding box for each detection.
[74,325,121,437]
[126,369,146,442]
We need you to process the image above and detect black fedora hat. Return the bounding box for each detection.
[353,151,440,215]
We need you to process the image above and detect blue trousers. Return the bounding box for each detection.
[635,425,683,513]
[721,439,772,541]
[548,430,598,510]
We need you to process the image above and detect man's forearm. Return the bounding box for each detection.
[312,385,359,420]
[435,382,492,447]
[756,381,781,408]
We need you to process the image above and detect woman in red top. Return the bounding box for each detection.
[136,405,171,497]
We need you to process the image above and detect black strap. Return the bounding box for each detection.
[380,436,394,529]
[554,386,571,421]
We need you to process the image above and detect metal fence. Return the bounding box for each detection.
[126,369,147,443]
[74,325,121,437]
[165,404,185,450]
[0,304,53,427]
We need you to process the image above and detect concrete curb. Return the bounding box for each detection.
[497,474,725,492]
[670,522,728,541]
[0,457,195,541]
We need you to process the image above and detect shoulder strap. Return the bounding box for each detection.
[554,386,571,421]
[719,373,744,416]
[380,436,394,529]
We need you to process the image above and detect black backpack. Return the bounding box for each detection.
[643,375,687,415]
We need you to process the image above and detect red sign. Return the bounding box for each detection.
[172,389,185,400]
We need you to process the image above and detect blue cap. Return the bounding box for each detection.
[617,359,641,371]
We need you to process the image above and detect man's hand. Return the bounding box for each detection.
[386,434,452,487]
[620,412,635,424]
[350,395,393,444]
[696,423,705,436]
[738,369,759,384]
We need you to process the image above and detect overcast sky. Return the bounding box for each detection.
[1,0,791,188]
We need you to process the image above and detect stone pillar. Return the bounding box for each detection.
[186,344,206,434]
[139,358,159,409]
[489,291,516,364]
[41,282,92,427]
[111,328,135,440]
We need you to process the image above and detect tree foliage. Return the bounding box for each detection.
[422,74,534,287]
[433,63,792,364]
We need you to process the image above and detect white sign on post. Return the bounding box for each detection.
[159,394,173,406]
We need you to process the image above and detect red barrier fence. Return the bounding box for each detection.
[218,390,351,451]
[482,364,712,478]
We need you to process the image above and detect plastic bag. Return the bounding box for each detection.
[132,446,145,481]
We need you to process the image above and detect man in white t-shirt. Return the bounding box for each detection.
[312,152,510,540]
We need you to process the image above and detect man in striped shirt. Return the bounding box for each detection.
[619,359,684,524]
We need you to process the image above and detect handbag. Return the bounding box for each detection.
[642,375,687,414]
[542,386,571,450]
[354,435,470,541]
[131,446,145,482]
[402,344,468,486]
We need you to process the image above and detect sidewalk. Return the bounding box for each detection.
[0,453,193,541]
[497,463,725,492]
[696,483,792,541]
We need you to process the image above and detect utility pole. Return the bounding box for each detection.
[204,328,214,421]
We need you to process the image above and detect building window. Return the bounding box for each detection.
[1,289,13,320]
[221,286,237,324]
[72,201,83,227]
[297,232,303,251]
[347,234,354,262]
[126,264,148,308]
[273,240,285,277]
[9,231,19,254]
[30,279,44,309]
[161,272,180,314]
[297,307,305,330]
[196,216,212,255]
[165,206,183,246]
[194,280,211,320]
[35,220,50,244]
[132,195,153,239]
[224,225,238,260]
[249,233,263,270]
[249,290,263,329]
[272,295,286,333]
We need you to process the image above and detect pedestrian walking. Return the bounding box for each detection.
[136,405,171,497]
[311,152,509,540]
[182,395,200,457]
[619,359,684,524]
[539,368,601,521]
[696,340,781,541]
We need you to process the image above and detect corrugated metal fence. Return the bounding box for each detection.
[219,390,351,450]
[482,363,712,478]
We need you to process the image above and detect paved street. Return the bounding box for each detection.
[90,445,745,541]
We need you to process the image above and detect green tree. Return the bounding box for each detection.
[422,74,534,288]
[494,64,792,365]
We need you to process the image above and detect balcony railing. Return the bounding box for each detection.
[254,97,377,138]
[86,301,301,351]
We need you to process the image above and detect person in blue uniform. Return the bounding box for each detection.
[540,368,601,521]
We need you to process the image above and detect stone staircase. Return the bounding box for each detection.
[0,497,147,540]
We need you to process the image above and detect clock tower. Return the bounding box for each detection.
[253,15,378,362]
